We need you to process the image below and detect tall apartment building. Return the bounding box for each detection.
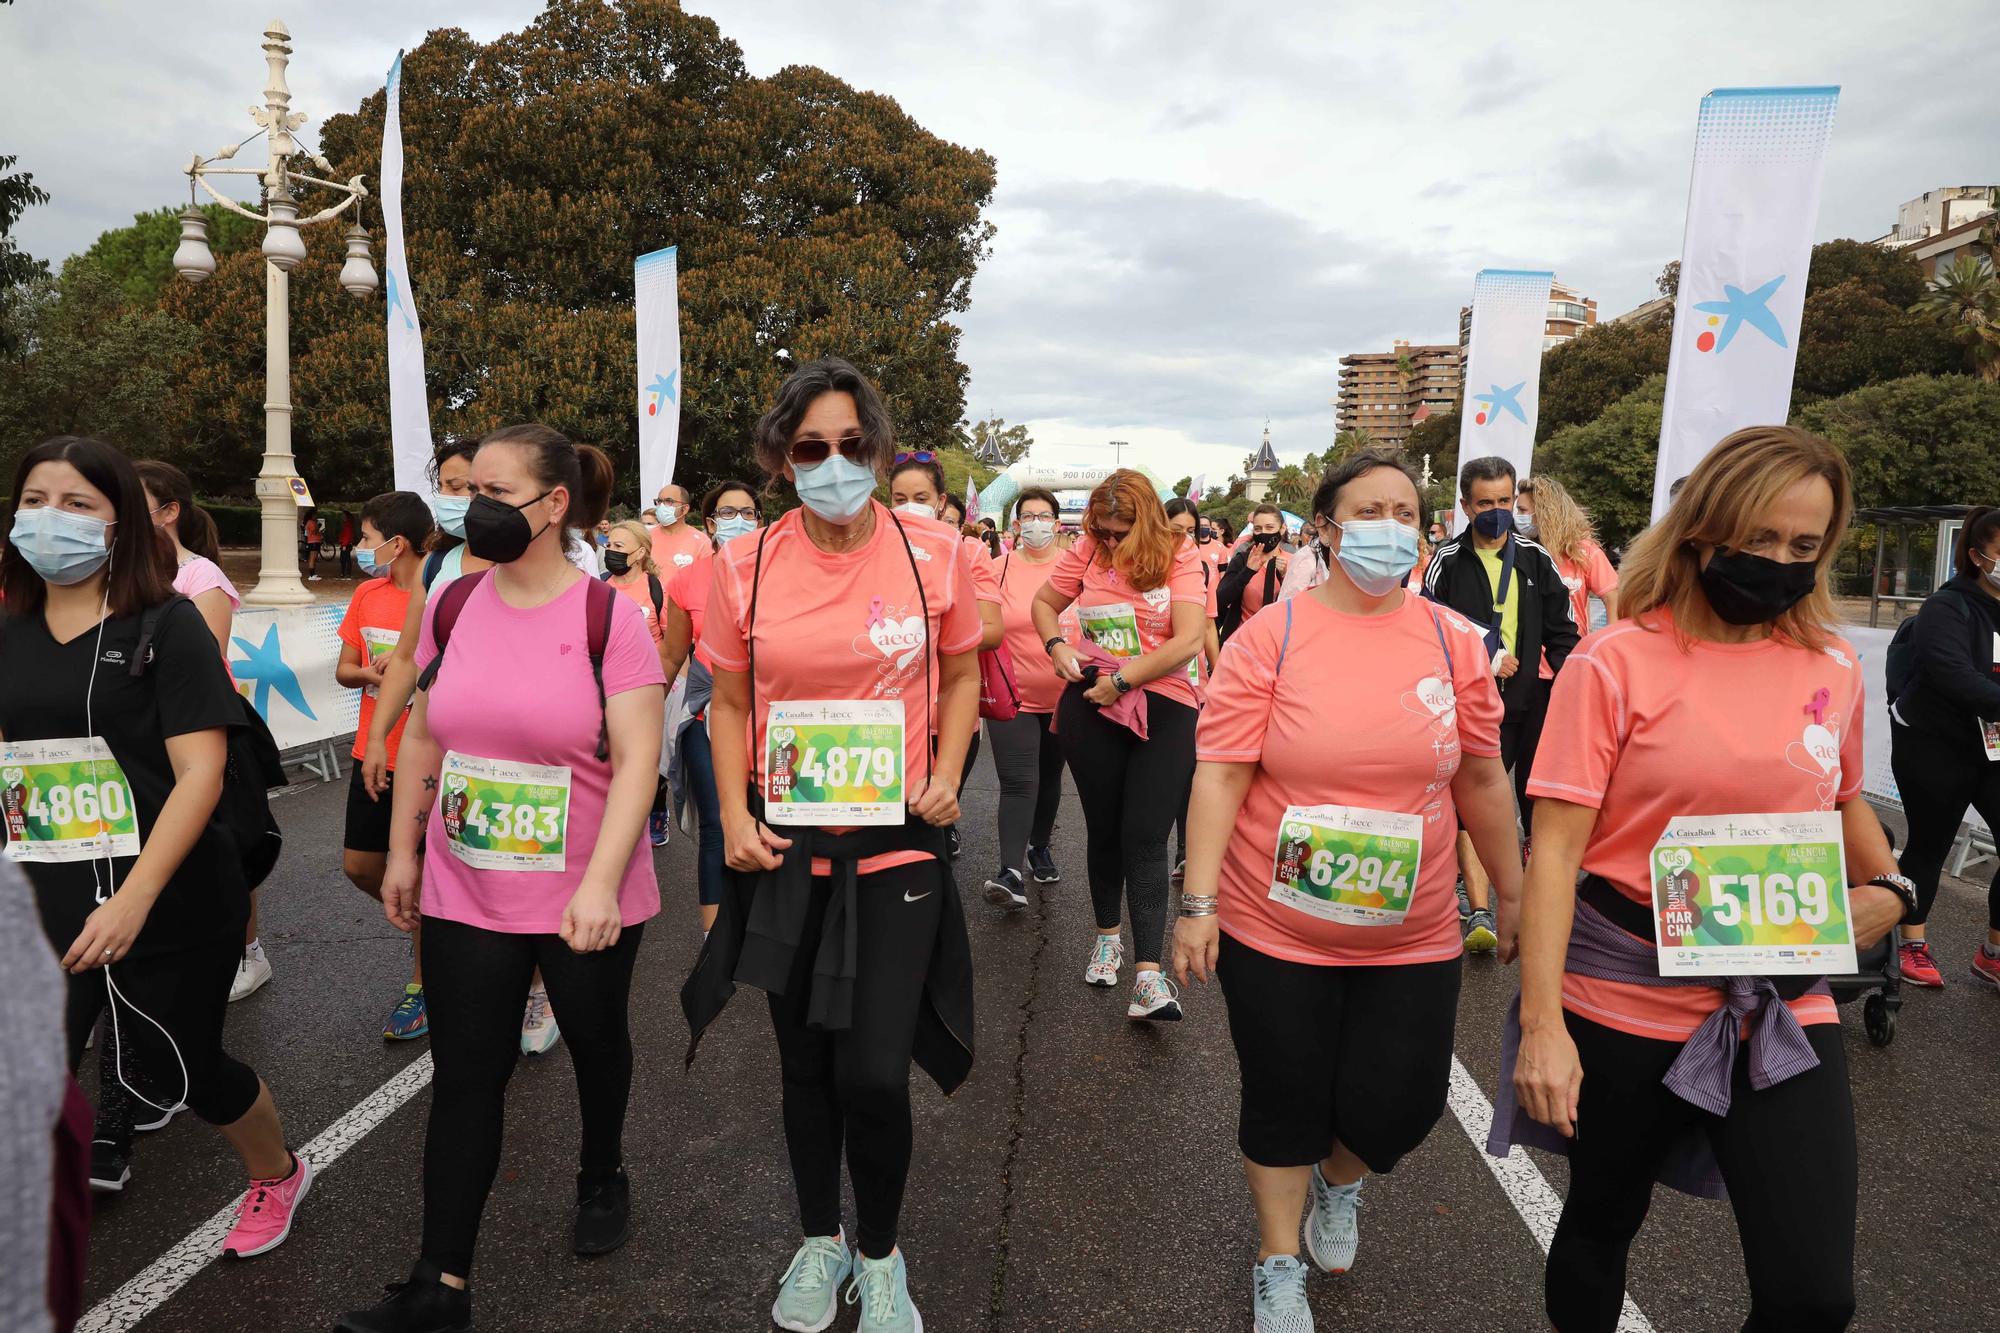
[1870,185,1996,280]
[1458,278,1599,352]
[1334,340,1462,449]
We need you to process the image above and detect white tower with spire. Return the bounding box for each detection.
[1244,421,1281,502]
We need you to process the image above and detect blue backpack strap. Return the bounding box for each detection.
[1427,604,1455,677]
[1274,599,1293,676]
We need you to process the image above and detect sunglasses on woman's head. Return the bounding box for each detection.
[789,435,868,466]
[892,450,936,465]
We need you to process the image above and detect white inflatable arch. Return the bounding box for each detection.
[978,456,1178,524]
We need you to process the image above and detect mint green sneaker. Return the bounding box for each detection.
[1252,1254,1314,1332]
[1304,1167,1362,1274]
[772,1233,852,1332]
[844,1248,922,1333]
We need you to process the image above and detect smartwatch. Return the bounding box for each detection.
[1044,635,1067,657]
[1865,873,1919,923]
[1111,671,1133,696]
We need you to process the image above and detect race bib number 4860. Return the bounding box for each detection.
[1650,811,1855,976]
[766,700,906,826]
[440,751,572,872]
[1,737,140,863]
[1268,803,1424,927]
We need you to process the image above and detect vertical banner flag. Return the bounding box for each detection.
[1652,87,1838,518]
[381,53,432,498]
[634,247,682,502]
[1457,269,1554,494]
[965,476,981,523]
[1190,472,1207,501]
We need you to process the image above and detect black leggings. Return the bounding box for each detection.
[63,934,261,1144]
[1055,685,1198,964]
[1547,1012,1856,1333]
[418,915,645,1277]
[985,711,1064,875]
[1889,719,2000,929]
[1500,685,1546,823]
[767,861,941,1261]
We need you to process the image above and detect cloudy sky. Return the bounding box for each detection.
[5,0,1996,485]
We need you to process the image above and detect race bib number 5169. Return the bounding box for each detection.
[1650,811,1855,976]
[2,737,140,863]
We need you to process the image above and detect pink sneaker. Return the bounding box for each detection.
[1973,947,2000,992]
[1900,939,1944,988]
[222,1152,313,1259]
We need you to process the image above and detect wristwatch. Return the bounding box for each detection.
[1111,671,1133,695]
[1044,635,1067,657]
[1865,873,1919,923]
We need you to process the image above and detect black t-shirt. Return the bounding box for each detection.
[0,599,247,958]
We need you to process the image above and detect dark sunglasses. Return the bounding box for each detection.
[1088,526,1129,545]
[789,435,868,466]
[892,450,936,465]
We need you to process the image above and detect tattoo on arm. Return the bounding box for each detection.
[422,775,437,792]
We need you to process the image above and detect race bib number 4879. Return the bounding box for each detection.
[1650,811,1855,976]
[1,737,140,863]
[766,700,906,826]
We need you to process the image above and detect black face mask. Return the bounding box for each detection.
[1472,508,1514,539]
[603,549,631,576]
[1253,532,1282,551]
[464,490,551,564]
[1699,547,1817,625]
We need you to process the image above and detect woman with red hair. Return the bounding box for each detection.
[1032,470,1208,1020]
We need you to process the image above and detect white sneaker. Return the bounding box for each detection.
[1252,1254,1314,1332]
[1304,1167,1362,1274]
[521,987,562,1055]
[1083,933,1123,987]
[229,941,273,1002]
[1127,969,1183,1021]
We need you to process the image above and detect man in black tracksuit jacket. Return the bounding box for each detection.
[1421,455,1580,814]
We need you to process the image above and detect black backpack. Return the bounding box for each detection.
[601,569,664,623]
[133,598,286,890]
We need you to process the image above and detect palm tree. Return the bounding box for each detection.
[1912,255,2000,382]
[1332,426,1374,460]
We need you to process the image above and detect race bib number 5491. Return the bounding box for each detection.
[2,737,139,863]
[1650,811,1855,976]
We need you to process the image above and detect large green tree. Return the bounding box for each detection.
[75,204,263,304]
[1536,319,1670,442]
[1534,375,1666,550]
[154,0,996,499]
[1796,374,2000,509]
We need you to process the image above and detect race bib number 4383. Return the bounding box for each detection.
[766,700,906,826]
[1268,804,1424,927]
[440,751,572,872]
[1650,812,1855,977]
[1,737,140,863]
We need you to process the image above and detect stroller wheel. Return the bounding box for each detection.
[1863,992,1897,1047]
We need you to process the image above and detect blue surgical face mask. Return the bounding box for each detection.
[1330,517,1420,597]
[654,503,681,527]
[434,494,470,539]
[10,507,114,585]
[792,455,878,525]
[714,515,756,544]
[355,538,394,576]
[1472,507,1514,540]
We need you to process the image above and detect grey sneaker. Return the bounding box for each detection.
[983,867,1028,912]
[1304,1167,1362,1274]
[1252,1254,1313,1332]
[845,1248,921,1333]
[773,1233,853,1332]
[1462,908,1497,953]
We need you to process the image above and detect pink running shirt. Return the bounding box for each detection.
[1048,534,1206,709]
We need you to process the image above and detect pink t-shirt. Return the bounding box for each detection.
[606,570,664,643]
[1049,534,1206,709]
[1199,593,1502,965]
[1540,540,1619,680]
[963,537,1001,605]
[1526,613,1861,1040]
[991,548,1079,715]
[667,551,712,668]
[414,574,667,933]
[703,503,983,875]
[174,554,239,675]
[649,521,708,577]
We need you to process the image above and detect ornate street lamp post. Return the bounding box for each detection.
[174,18,376,605]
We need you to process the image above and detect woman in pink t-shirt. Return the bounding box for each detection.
[1518,475,1618,679]
[1171,450,1519,1319]
[341,425,665,1331]
[681,358,980,1331]
[661,479,764,932]
[1508,427,1911,1333]
[980,485,1076,909]
[1032,470,1208,1021]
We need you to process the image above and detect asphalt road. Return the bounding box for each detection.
[75,763,1999,1332]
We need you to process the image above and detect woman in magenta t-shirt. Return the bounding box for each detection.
[339,425,665,1331]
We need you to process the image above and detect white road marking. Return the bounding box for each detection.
[76,1052,435,1333]
[1447,1056,1657,1333]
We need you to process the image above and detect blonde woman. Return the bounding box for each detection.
[1517,475,1617,638]
[602,519,669,651]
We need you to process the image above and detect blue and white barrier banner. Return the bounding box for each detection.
[227,600,357,752]
[382,52,434,499]
[1652,86,1838,518]
[1457,269,1555,490]
[635,246,682,501]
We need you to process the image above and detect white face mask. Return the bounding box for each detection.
[1982,555,2000,590]
[1018,517,1057,549]
[895,500,938,519]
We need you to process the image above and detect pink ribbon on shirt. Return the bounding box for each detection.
[866,596,885,630]
[1805,687,1830,726]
